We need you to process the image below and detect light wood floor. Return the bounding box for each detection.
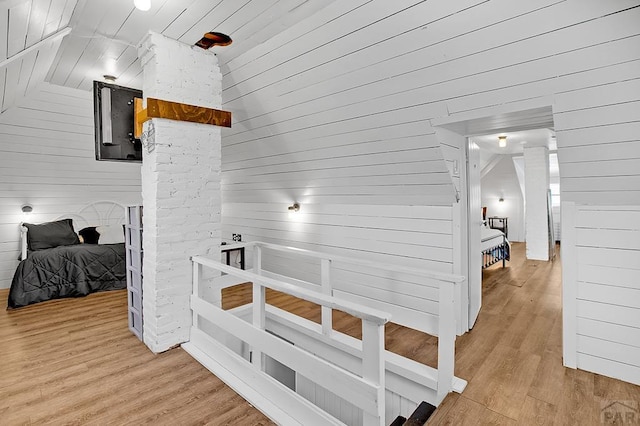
[2,243,639,425]
[429,242,640,425]
[0,289,274,425]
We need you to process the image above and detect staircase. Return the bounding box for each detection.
[390,401,437,425]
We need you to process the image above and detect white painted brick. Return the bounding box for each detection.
[138,31,222,353]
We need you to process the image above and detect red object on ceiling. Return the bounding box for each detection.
[195,32,232,49]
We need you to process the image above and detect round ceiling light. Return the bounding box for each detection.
[134,0,150,11]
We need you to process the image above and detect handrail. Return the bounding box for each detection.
[218,240,464,405]
[202,241,465,424]
[192,255,391,325]
[192,253,389,425]
[222,241,465,284]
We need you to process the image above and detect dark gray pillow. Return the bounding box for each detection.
[24,218,80,251]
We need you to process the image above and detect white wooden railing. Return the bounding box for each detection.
[191,255,390,425]
[186,241,465,425]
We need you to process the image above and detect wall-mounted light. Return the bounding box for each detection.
[498,197,504,203]
[21,204,33,223]
[134,0,151,11]
[288,203,300,212]
[498,136,507,148]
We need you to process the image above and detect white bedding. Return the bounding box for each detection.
[480,227,508,252]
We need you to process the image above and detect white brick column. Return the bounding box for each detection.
[524,146,550,261]
[138,32,222,353]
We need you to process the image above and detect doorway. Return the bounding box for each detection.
[433,104,557,332]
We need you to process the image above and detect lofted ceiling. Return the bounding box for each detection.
[0,0,335,112]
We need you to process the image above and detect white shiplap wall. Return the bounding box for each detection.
[555,77,640,205]
[0,83,142,289]
[219,0,640,384]
[0,0,75,113]
[563,204,640,386]
[481,156,525,242]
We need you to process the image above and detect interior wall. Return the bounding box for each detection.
[562,204,640,386]
[219,0,640,367]
[481,156,524,242]
[220,0,640,237]
[0,83,142,289]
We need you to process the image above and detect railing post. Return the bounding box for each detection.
[321,258,332,336]
[192,260,202,329]
[437,280,456,404]
[253,244,262,275]
[252,245,265,371]
[362,319,385,426]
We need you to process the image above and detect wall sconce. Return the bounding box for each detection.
[288,203,300,212]
[498,136,507,148]
[498,197,504,203]
[21,204,33,223]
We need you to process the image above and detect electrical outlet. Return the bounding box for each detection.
[232,233,241,242]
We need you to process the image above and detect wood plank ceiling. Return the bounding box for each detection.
[0,0,335,112]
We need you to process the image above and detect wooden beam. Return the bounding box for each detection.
[0,26,72,69]
[134,97,231,139]
[133,98,146,139]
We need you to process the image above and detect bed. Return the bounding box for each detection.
[481,226,510,269]
[8,201,128,308]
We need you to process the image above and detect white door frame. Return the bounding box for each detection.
[432,98,555,333]
[466,138,482,329]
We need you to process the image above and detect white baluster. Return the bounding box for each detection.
[321,258,332,336]
[362,319,385,426]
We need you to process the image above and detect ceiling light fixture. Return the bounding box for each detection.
[134,0,151,11]
[498,136,507,148]
[103,74,117,82]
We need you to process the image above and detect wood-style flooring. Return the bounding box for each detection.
[2,242,639,425]
[430,243,640,425]
[0,289,274,425]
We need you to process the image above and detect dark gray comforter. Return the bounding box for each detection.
[8,243,126,308]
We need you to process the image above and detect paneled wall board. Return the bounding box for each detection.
[220,2,640,349]
[222,202,454,280]
[0,0,73,113]
[0,83,142,289]
[223,135,443,168]
[224,0,638,121]
[555,70,640,205]
[447,52,640,116]
[224,0,569,108]
[222,1,640,210]
[564,204,640,385]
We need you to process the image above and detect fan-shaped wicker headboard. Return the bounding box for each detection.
[21,201,127,260]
